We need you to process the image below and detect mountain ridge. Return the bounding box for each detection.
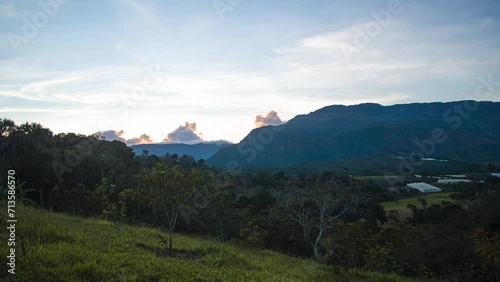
[207,101,500,168]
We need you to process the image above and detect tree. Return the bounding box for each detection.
[1,122,56,208]
[0,118,16,137]
[197,172,238,241]
[137,163,194,253]
[322,219,375,269]
[96,178,127,229]
[283,174,360,260]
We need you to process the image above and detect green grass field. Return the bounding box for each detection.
[380,192,455,210]
[0,203,412,282]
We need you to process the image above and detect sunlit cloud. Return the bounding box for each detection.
[93,130,154,145]
[163,122,204,144]
[255,111,285,127]
[125,133,154,145]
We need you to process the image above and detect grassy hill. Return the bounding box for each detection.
[0,202,411,281]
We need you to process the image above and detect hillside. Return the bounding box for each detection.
[0,203,409,282]
[131,142,230,160]
[239,155,489,176]
[207,101,500,168]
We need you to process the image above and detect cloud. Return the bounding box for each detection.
[270,17,500,104]
[93,130,153,145]
[0,62,150,105]
[2,3,500,143]
[255,111,285,127]
[125,133,153,145]
[163,122,203,144]
[94,130,126,143]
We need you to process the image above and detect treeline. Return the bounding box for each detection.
[1,118,499,281]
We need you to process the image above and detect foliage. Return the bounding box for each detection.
[472,229,500,266]
[0,203,412,282]
[1,118,499,281]
[322,220,375,269]
[380,192,456,210]
[232,221,269,249]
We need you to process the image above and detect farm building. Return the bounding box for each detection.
[407,182,442,193]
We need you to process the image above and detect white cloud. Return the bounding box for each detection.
[270,18,500,104]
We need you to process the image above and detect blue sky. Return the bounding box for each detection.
[0,0,499,143]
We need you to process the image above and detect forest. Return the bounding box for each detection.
[1,118,499,281]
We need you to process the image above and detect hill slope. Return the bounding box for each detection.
[131,142,230,160]
[207,101,500,168]
[0,203,409,281]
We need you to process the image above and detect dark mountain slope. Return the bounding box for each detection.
[131,142,230,160]
[207,101,500,167]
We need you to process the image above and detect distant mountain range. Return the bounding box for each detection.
[130,142,231,160]
[207,101,500,168]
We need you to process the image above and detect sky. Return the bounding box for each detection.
[0,0,499,144]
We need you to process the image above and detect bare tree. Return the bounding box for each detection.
[283,174,359,260]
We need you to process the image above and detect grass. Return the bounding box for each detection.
[0,202,414,282]
[380,192,456,210]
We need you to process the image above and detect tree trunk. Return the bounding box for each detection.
[169,228,173,254]
[168,209,178,254]
[138,201,141,221]
[39,188,45,209]
[219,219,224,241]
[313,226,325,261]
[313,243,321,260]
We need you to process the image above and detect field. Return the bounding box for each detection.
[0,202,412,282]
[380,192,456,210]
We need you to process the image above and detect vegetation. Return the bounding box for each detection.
[380,192,455,210]
[0,203,410,282]
[1,118,499,281]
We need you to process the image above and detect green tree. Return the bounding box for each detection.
[137,163,194,253]
[322,220,375,269]
[96,178,127,229]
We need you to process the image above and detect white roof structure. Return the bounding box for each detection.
[407,182,442,193]
[491,173,500,178]
[438,179,472,184]
[445,175,467,178]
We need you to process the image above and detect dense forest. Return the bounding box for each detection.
[1,118,499,281]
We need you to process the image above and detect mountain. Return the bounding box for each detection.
[130,142,231,160]
[207,101,500,168]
